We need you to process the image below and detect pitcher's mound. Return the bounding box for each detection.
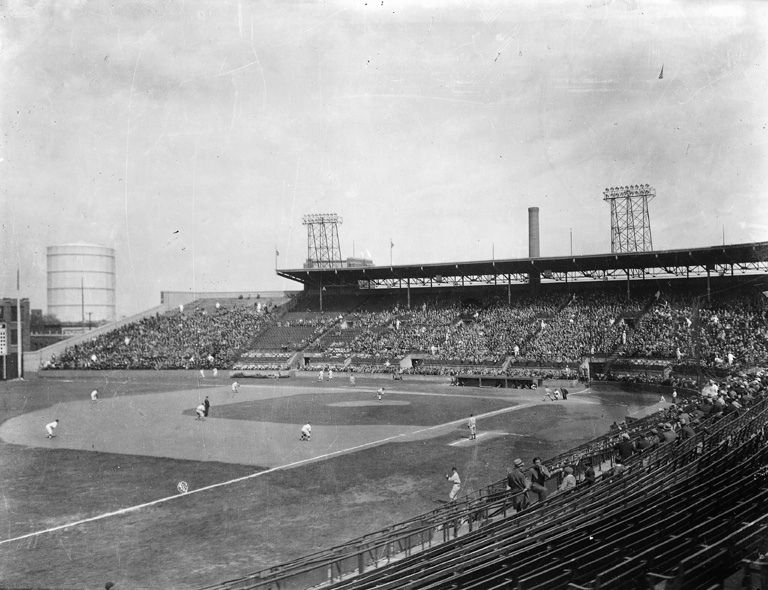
[328,400,411,407]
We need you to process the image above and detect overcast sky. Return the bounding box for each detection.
[1,0,766,316]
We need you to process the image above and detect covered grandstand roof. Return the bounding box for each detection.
[277,241,768,288]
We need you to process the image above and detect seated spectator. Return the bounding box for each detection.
[583,461,597,486]
[661,422,677,443]
[559,466,577,492]
[615,432,635,460]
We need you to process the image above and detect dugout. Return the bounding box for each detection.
[457,374,542,389]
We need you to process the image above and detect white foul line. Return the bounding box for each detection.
[0,402,535,546]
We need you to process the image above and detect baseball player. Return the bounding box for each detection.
[45,419,59,438]
[467,414,477,440]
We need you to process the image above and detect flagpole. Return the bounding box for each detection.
[16,267,22,379]
[390,239,393,266]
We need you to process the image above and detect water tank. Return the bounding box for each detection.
[47,244,116,323]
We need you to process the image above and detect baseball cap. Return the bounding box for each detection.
[513,458,524,467]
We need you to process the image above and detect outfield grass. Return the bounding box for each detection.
[0,372,655,589]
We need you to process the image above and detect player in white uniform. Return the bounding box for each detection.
[446,467,461,501]
[377,387,384,402]
[45,419,59,438]
[231,381,240,394]
[467,414,477,440]
[90,389,99,403]
[300,422,312,441]
[195,403,206,420]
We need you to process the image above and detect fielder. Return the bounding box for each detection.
[195,403,206,420]
[300,422,312,441]
[467,414,477,440]
[45,419,59,438]
[376,387,384,402]
[90,389,99,403]
[231,381,240,394]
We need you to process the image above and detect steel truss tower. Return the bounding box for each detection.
[602,184,656,253]
[302,213,343,268]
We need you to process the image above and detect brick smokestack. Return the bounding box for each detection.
[528,207,540,258]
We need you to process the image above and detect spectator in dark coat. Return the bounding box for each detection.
[616,432,635,460]
[507,458,530,511]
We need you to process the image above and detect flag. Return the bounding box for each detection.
[275,248,279,256]
[390,239,394,248]
[658,64,664,79]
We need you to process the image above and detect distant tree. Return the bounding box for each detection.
[34,314,63,333]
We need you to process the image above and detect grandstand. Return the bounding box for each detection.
[9,241,768,589]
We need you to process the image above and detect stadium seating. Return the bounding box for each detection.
[195,368,768,590]
[47,286,767,379]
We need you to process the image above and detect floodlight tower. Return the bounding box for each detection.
[602,184,656,253]
[302,213,343,268]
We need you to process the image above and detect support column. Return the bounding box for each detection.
[626,270,631,300]
[407,278,411,310]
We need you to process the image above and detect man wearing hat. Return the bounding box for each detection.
[661,423,677,443]
[528,457,552,503]
[507,458,529,511]
[446,466,461,502]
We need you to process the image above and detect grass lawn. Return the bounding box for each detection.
[0,371,651,589]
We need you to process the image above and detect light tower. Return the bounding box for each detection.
[302,213,343,268]
[602,184,655,253]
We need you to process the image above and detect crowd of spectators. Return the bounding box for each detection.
[45,287,767,376]
[544,366,768,490]
[337,288,766,372]
[47,303,271,370]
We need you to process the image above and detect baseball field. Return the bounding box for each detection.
[0,371,659,589]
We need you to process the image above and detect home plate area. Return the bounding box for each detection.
[448,431,519,446]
